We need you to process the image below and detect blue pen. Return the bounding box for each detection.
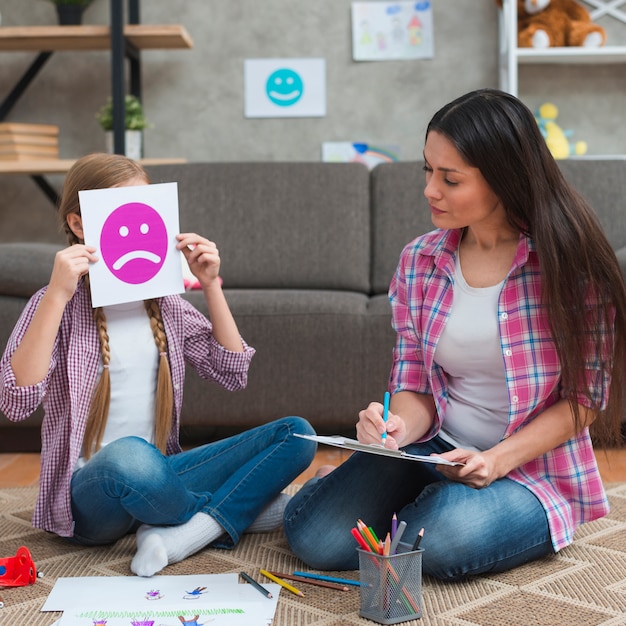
[381,391,390,445]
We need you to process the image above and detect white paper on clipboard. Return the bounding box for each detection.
[294,434,464,466]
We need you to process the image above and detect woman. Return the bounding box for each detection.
[0,153,317,577]
[283,89,626,581]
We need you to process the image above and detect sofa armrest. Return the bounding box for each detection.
[0,243,62,298]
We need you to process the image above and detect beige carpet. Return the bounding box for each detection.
[2,484,626,626]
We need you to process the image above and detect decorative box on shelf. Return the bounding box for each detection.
[0,122,59,161]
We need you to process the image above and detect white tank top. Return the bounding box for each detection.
[435,255,509,452]
[76,301,158,468]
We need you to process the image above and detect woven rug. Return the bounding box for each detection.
[2,484,626,626]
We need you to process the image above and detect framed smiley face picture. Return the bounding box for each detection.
[79,182,184,307]
[244,58,326,118]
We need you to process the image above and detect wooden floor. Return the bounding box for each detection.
[1,447,626,489]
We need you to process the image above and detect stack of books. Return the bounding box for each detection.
[0,122,59,161]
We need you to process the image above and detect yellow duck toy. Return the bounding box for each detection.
[535,102,587,159]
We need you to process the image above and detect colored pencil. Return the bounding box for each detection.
[383,532,391,556]
[389,520,407,555]
[240,571,273,598]
[391,512,398,540]
[260,569,304,597]
[357,519,380,552]
[267,570,350,591]
[292,571,363,587]
[352,526,372,552]
[413,527,425,550]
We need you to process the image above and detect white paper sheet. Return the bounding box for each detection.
[295,434,464,465]
[80,182,184,307]
[43,574,280,626]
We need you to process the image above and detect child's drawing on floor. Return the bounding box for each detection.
[146,590,163,601]
[183,586,207,600]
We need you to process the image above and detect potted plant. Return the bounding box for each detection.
[46,0,97,25]
[96,94,149,160]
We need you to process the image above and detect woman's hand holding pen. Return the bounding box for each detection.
[48,245,98,304]
[356,402,406,449]
[357,391,435,449]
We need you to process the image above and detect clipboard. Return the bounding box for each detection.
[294,434,464,466]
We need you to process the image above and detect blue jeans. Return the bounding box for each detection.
[283,436,554,581]
[70,416,316,547]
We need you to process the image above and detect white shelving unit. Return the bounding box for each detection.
[498,0,626,96]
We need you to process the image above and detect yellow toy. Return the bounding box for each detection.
[535,102,587,159]
[496,0,606,48]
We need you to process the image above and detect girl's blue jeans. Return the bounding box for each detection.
[283,435,554,581]
[70,416,316,548]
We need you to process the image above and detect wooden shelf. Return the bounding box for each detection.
[0,157,187,176]
[0,24,193,52]
[0,10,193,206]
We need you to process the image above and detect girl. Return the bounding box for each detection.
[0,152,317,577]
[283,89,626,580]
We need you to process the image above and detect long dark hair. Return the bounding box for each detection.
[427,88,626,446]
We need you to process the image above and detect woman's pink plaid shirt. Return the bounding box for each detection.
[388,228,610,552]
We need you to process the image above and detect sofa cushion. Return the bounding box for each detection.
[0,243,62,298]
[558,159,626,252]
[146,162,371,293]
[370,161,434,295]
[180,289,391,433]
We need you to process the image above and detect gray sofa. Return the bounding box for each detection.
[1,159,625,451]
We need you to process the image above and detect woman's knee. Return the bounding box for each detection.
[402,480,551,581]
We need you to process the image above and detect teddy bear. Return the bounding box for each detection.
[496,0,606,48]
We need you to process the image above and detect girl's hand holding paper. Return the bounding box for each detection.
[49,244,98,303]
[176,233,221,289]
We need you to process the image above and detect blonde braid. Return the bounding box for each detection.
[144,299,174,453]
[83,307,111,459]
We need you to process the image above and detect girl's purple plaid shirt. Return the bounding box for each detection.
[389,228,610,552]
[0,279,255,537]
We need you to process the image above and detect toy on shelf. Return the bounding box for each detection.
[535,102,587,159]
[496,0,606,48]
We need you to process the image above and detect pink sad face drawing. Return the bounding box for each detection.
[100,202,168,284]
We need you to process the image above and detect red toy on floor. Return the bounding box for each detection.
[0,546,37,587]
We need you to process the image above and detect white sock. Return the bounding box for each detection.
[246,493,291,533]
[130,512,224,577]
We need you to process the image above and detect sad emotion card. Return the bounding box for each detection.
[80,182,184,307]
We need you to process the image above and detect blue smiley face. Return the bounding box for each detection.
[265,68,304,107]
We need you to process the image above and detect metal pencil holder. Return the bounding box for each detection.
[357,545,423,624]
